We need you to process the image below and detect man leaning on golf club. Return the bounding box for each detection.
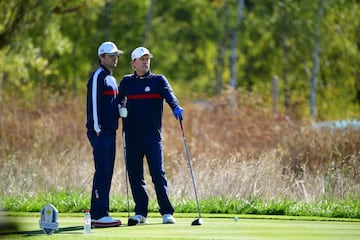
[118,46,183,226]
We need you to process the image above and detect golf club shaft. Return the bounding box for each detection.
[179,120,202,218]
[122,130,130,218]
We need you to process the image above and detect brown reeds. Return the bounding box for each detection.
[0,89,359,201]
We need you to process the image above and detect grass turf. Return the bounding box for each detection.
[1,213,360,240]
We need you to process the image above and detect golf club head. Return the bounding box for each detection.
[127,218,138,226]
[191,218,203,226]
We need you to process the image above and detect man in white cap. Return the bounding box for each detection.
[118,47,183,226]
[86,41,123,227]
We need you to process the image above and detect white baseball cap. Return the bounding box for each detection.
[131,47,153,60]
[98,41,124,56]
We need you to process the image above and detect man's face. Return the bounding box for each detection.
[132,54,151,76]
[100,53,119,70]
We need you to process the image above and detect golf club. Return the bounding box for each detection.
[122,128,131,224]
[179,119,203,226]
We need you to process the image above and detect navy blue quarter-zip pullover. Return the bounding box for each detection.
[119,70,179,139]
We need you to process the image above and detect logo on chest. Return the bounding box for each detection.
[144,86,151,92]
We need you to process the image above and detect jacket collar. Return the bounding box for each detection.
[99,64,112,75]
[134,70,151,79]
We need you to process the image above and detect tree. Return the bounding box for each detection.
[213,1,229,95]
[310,0,324,118]
[142,0,155,45]
[229,0,245,89]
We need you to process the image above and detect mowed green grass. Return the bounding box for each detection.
[2,214,360,240]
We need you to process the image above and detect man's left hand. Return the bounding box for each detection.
[173,106,184,120]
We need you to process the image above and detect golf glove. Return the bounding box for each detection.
[173,106,184,120]
[118,104,128,118]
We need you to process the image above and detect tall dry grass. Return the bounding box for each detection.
[0,89,359,202]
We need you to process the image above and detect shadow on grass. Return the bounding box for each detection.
[123,222,163,227]
[0,225,84,237]
[1,221,165,237]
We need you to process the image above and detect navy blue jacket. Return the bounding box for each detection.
[86,64,119,133]
[118,70,180,140]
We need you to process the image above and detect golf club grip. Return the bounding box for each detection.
[179,119,185,138]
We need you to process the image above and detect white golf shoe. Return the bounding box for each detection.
[163,214,176,224]
[92,216,121,227]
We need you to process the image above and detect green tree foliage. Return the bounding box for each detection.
[0,0,359,119]
[0,0,55,95]
[317,0,360,119]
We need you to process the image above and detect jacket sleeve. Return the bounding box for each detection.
[118,77,127,107]
[159,75,180,110]
[91,70,103,133]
